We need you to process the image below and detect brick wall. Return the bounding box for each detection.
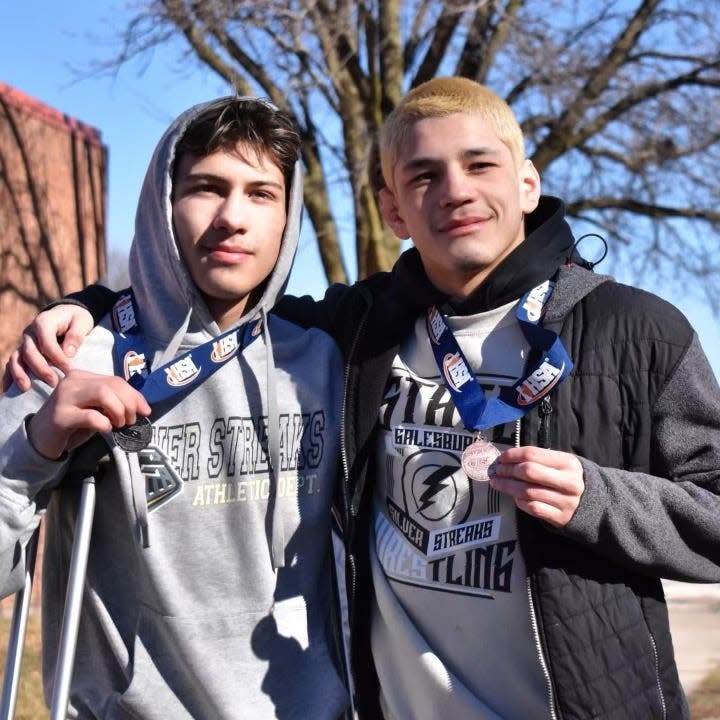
[0,83,107,614]
[0,81,107,368]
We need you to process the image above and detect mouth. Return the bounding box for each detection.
[438,216,489,235]
[204,244,253,264]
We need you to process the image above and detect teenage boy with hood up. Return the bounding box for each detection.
[0,97,350,719]
[8,77,720,719]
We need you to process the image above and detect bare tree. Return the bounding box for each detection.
[106,0,720,306]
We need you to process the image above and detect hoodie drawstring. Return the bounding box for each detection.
[261,306,285,570]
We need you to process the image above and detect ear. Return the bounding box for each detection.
[378,187,410,239]
[519,159,541,214]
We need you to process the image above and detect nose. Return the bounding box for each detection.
[441,166,474,207]
[212,192,248,233]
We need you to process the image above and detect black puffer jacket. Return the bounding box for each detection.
[277,196,720,719]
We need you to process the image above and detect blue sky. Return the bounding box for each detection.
[1,1,718,379]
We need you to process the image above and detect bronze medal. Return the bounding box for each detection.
[461,435,500,482]
[113,416,152,452]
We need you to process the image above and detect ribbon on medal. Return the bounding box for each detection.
[109,290,262,451]
[427,280,573,480]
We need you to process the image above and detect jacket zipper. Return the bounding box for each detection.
[339,297,372,604]
[538,396,553,449]
[527,577,559,720]
[339,295,372,717]
[523,412,558,718]
[648,630,667,719]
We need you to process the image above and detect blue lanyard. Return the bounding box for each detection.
[426,280,572,432]
[110,290,262,404]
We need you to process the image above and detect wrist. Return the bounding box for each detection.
[25,414,66,461]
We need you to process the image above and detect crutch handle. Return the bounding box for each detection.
[64,435,111,486]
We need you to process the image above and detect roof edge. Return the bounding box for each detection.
[0,81,104,148]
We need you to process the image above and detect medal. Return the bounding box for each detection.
[461,434,500,482]
[113,416,152,452]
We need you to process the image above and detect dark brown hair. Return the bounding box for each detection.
[174,98,301,189]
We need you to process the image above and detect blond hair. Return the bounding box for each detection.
[379,77,525,191]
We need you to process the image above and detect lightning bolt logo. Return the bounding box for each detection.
[402,449,473,524]
[417,465,454,513]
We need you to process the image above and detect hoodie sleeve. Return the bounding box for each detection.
[565,333,720,581]
[47,283,119,325]
[0,384,68,597]
[274,283,357,335]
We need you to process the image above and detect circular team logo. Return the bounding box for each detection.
[402,449,473,524]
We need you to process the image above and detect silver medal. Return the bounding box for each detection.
[113,416,152,452]
[461,435,500,482]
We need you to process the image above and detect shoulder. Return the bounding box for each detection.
[563,280,695,387]
[272,272,394,341]
[266,313,342,361]
[579,281,693,342]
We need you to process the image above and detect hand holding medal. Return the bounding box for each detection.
[489,446,585,528]
[25,370,152,460]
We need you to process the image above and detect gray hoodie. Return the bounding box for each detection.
[0,98,349,719]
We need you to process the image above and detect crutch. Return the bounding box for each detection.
[0,527,39,720]
[0,435,108,720]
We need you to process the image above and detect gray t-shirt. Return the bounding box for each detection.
[370,301,550,719]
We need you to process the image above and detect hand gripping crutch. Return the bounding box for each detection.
[0,436,108,720]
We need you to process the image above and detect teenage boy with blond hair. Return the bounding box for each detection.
[9,77,720,719]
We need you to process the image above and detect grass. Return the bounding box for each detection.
[689,665,720,719]
[0,613,717,718]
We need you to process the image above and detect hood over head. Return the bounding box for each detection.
[124,97,303,569]
[128,96,303,367]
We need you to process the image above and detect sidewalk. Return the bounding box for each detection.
[664,580,720,695]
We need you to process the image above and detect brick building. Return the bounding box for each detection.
[0,81,107,369]
[0,83,107,616]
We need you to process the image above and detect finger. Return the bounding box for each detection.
[32,324,73,374]
[514,497,570,527]
[89,378,151,427]
[499,445,569,469]
[493,458,565,490]
[102,377,152,420]
[1,364,11,393]
[20,332,65,387]
[73,407,116,435]
[60,311,95,358]
[3,351,32,392]
[81,387,140,430]
[490,475,579,527]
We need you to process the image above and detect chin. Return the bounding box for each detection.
[453,256,495,275]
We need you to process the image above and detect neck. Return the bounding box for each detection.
[206,294,251,331]
[432,270,493,303]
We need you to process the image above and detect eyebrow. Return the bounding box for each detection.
[176,172,284,191]
[399,147,500,174]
